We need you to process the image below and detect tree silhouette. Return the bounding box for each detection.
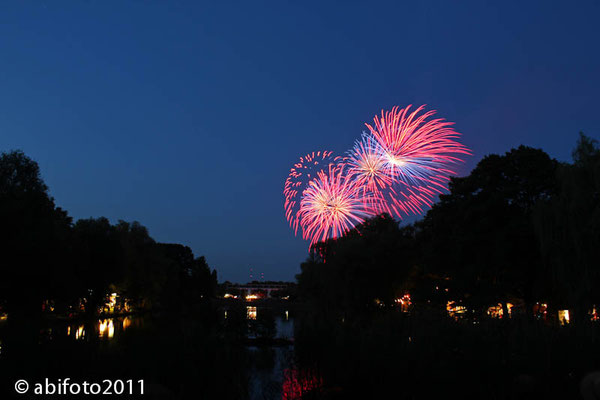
[298,214,417,319]
[533,133,600,321]
[0,150,72,319]
[71,217,122,314]
[419,146,558,313]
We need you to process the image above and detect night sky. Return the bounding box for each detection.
[1,1,598,282]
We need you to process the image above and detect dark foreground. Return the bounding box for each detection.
[1,303,599,400]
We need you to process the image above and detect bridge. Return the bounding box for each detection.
[225,282,292,298]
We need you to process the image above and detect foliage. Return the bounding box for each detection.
[418,145,558,310]
[297,135,600,318]
[297,214,417,318]
[0,150,217,319]
[533,133,600,318]
[0,151,72,318]
[294,306,600,400]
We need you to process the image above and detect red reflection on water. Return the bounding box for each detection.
[282,367,323,400]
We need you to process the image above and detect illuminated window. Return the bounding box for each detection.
[558,310,570,325]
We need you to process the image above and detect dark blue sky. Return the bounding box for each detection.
[1,1,598,282]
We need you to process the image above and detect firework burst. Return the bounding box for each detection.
[283,104,470,247]
[346,133,391,194]
[346,132,443,217]
[366,105,469,187]
[360,105,470,217]
[283,151,341,234]
[298,164,376,246]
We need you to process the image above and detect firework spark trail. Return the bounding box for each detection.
[357,105,471,218]
[346,133,392,194]
[345,131,442,217]
[365,105,470,189]
[283,151,340,234]
[298,164,377,246]
[283,105,470,246]
[345,133,396,215]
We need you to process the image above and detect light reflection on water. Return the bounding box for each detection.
[29,308,303,399]
[246,308,309,400]
[242,307,294,339]
[282,366,323,400]
[248,346,291,400]
[62,315,143,342]
[275,315,293,339]
[248,313,295,400]
[98,319,114,339]
[75,325,85,340]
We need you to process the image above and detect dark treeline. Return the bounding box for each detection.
[0,150,252,399]
[1,134,598,399]
[295,133,600,399]
[0,150,217,321]
[299,133,600,317]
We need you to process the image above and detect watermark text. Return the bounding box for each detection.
[14,378,144,395]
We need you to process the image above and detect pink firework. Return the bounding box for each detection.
[345,133,393,214]
[346,133,392,194]
[346,132,440,216]
[283,105,470,247]
[298,164,376,246]
[354,105,470,218]
[284,151,341,234]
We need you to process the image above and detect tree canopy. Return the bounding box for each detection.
[297,135,600,319]
[0,150,217,320]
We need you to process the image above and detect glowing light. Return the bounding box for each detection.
[366,105,469,185]
[42,300,55,312]
[108,293,117,313]
[299,164,377,246]
[224,293,238,299]
[282,367,323,400]
[394,293,412,312]
[246,306,257,320]
[447,301,467,319]
[122,316,132,330]
[558,310,570,325]
[506,302,514,316]
[389,156,406,167]
[245,294,258,301]
[533,302,549,320]
[284,151,341,234]
[487,303,513,319]
[359,105,471,218]
[99,319,115,339]
[75,325,85,340]
[108,320,114,338]
[283,105,470,246]
[347,133,392,193]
